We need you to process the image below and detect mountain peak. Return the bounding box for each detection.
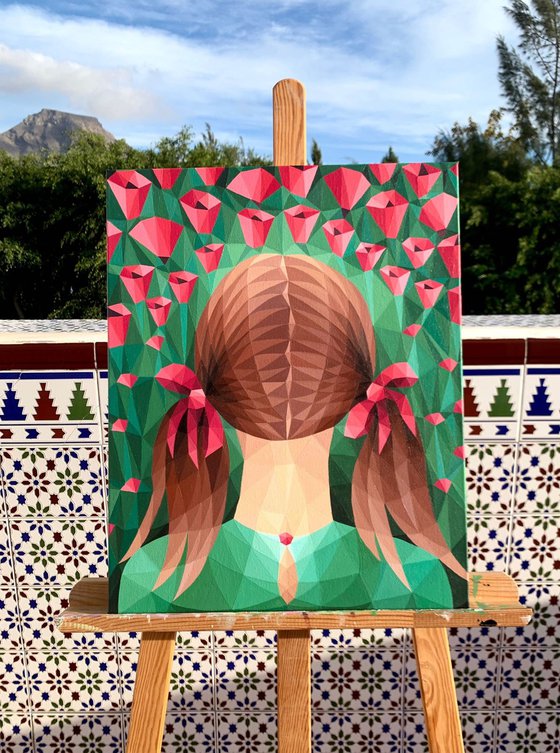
[0,109,116,157]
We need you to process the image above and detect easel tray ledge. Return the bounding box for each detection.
[58,572,531,633]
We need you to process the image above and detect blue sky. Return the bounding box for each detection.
[0,1,516,163]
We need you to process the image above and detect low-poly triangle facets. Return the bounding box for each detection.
[153,168,182,189]
[238,209,275,247]
[107,222,122,261]
[415,279,444,308]
[278,166,317,197]
[284,205,320,243]
[402,238,434,269]
[380,266,410,295]
[195,167,224,185]
[228,168,280,203]
[355,243,385,271]
[108,304,131,347]
[169,272,198,303]
[369,163,397,184]
[146,297,172,326]
[107,162,467,615]
[420,193,458,232]
[120,265,154,303]
[322,219,354,257]
[180,190,221,234]
[130,217,183,260]
[366,191,408,238]
[324,167,370,210]
[108,171,152,220]
[402,163,441,197]
[195,244,224,273]
[438,235,460,277]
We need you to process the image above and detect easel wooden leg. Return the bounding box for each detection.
[125,631,176,753]
[412,628,465,753]
[277,629,311,753]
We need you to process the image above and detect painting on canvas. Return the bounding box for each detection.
[107,163,468,613]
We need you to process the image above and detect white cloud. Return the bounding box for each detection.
[0,1,516,161]
[0,43,162,119]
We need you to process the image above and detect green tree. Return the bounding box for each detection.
[310,138,322,165]
[0,125,269,318]
[497,0,560,164]
[381,146,399,163]
[513,164,560,311]
[428,111,529,313]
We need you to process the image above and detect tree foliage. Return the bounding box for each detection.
[310,138,322,165]
[0,127,270,318]
[497,0,560,164]
[381,146,399,163]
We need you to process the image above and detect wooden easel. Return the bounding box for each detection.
[58,79,531,753]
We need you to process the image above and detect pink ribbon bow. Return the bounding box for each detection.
[156,364,224,468]
[344,363,418,453]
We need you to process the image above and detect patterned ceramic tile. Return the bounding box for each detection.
[0,518,15,586]
[161,712,215,753]
[97,369,108,436]
[515,443,560,513]
[2,446,105,517]
[448,624,499,654]
[18,586,116,654]
[496,711,559,752]
[509,516,560,581]
[312,648,404,712]
[0,714,33,753]
[215,650,276,712]
[119,650,214,712]
[404,646,499,709]
[467,516,511,572]
[499,648,560,708]
[503,582,559,647]
[522,366,560,441]
[403,711,496,753]
[27,650,121,712]
[463,367,523,442]
[0,372,101,444]
[314,712,402,753]
[0,588,22,651]
[213,630,276,652]
[33,713,123,753]
[310,628,406,651]
[465,443,517,514]
[0,653,29,711]
[217,713,277,753]
[11,518,107,586]
[116,625,211,653]
[168,651,215,711]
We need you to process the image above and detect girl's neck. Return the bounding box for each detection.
[234,427,334,537]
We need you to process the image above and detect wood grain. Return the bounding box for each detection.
[126,632,176,753]
[277,630,311,753]
[413,627,465,753]
[273,79,306,164]
[57,572,531,634]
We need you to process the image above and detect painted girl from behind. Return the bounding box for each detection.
[119,254,467,612]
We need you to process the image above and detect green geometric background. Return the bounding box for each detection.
[107,163,468,613]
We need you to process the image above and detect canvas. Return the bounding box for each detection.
[107,163,468,613]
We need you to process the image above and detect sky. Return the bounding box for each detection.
[0,1,517,163]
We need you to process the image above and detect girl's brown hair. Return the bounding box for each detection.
[122,253,466,597]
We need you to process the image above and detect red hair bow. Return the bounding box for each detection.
[344,363,418,453]
[156,364,224,468]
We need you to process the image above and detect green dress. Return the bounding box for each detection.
[119,520,452,612]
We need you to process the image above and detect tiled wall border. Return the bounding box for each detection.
[0,334,559,753]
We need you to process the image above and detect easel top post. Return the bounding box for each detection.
[273,79,307,165]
